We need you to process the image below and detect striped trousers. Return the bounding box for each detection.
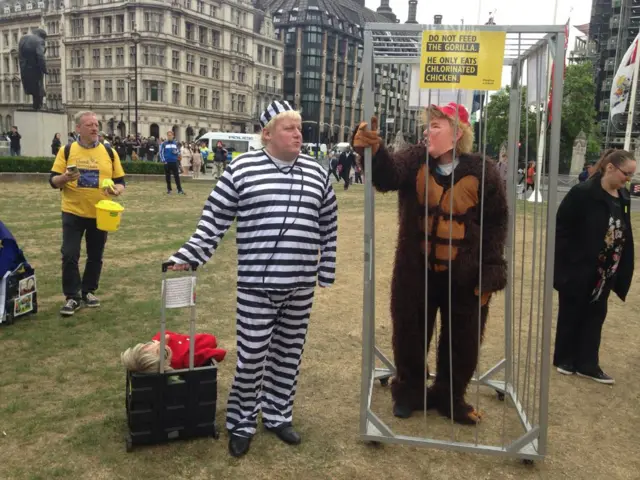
[226,287,315,437]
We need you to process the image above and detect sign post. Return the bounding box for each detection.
[419,30,506,91]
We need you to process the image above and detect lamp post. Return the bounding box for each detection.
[126,75,132,136]
[131,26,141,139]
[119,106,124,136]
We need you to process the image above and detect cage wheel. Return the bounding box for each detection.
[125,435,133,453]
[380,377,389,387]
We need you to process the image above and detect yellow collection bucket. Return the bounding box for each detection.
[95,200,125,232]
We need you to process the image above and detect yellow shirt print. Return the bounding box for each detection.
[51,143,125,219]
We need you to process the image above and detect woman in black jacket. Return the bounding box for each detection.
[553,149,636,384]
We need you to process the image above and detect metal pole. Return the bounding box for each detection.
[127,79,131,135]
[538,27,565,456]
[134,41,139,138]
[359,29,376,436]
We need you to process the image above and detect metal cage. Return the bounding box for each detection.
[358,23,566,462]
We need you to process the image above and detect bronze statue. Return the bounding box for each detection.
[18,29,48,111]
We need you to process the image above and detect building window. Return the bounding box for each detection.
[185,23,194,41]
[116,47,124,66]
[211,30,220,47]
[199,57,208,76]
[143,45,165,67]
[72,79,85,100]
[231,35,239,51]
[231,64,236,82]
[238,94,246,113]
[172,16,179,36]
[209,5,217,17]
[130,46,136,66]
[256,72,261,86]
[212,60,220,79]
[240,37,247,53]
[172,83,180,104]
[144,12,163,32]
[105,79,113,101]
[71,49,85,68]
[172,50,180,70]
[116,15,125,33]
[272,50,277,67]
[105,16,113,34]
[186,85,195,107]
[71,19,84,36]
[257,45,263,63]
[117,80,125,102]
[199,26,207,44]
[143,80,165,102]
[212,90,220,110]
[197,0,204,13]
[238,65,246,83]
[199,88,208,108]
[93,80,101,101]
[231,93,236,112]
[186,54,194,73]
[104,48,112,67]
[93,18,101,35]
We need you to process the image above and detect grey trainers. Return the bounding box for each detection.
[83,292,101,308]
[60,298,81,316]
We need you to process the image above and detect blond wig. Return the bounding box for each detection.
[260,109,302,147]
[421,107,475,155]
[121,341,173,374]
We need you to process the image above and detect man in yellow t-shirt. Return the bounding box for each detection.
[49,111,126,316]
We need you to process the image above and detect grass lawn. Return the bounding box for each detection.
[1,178,639,480]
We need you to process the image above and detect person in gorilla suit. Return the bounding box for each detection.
[18,29,48,111]
[352,104,508,424]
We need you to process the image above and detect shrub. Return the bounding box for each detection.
[0,157,165,174]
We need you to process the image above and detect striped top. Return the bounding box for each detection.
[170,149,338,291]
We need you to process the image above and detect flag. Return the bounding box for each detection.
[548,19,570,124]
[610,31,640,118]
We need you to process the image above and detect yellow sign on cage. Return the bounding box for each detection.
[419,30,506,91]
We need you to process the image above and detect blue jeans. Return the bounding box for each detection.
[10,148,20,156]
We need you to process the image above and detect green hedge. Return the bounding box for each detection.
[0,157,166,174]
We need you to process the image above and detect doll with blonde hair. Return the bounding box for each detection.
[121,331,226,373]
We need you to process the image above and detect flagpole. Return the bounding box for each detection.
[528,0,559,203]
[623,45,640,151]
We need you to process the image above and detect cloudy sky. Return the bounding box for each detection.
[364,0,593,90]
[364,0,591,27]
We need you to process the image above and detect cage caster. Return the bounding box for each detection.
[379,377,389,387]
[125,435,133,453]
[522,459,534,466]
[496,390,505,401]
[212,430,220,440]
[367,441,382,448]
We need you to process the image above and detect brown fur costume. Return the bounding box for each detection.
[368,143,508,423]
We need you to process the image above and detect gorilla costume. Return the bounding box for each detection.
[353,110,508,424]
[18,29,48,111]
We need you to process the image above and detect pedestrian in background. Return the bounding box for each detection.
[159,130,185,195]
[554,148,636,385]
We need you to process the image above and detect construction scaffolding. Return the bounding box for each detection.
[358,22,566,462]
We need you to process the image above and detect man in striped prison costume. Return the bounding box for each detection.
[352,103,508,425]
[168,100,338,457]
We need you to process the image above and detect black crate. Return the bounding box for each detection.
[124,360,219,452]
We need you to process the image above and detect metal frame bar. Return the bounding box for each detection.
[359,22,566,461]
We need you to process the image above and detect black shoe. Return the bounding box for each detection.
[167,190,172,194]
[228,434,252,457]
[576,368,615,385]
[60,298,81,316]
[82,292,100,308]
[393,403,413,419]
[556,364,575,375]
[265,424,301,445]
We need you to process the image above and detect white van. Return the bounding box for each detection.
[195,132,262,160]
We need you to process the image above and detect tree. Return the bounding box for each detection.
[485,86,538,166]
[559,61,598,173]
